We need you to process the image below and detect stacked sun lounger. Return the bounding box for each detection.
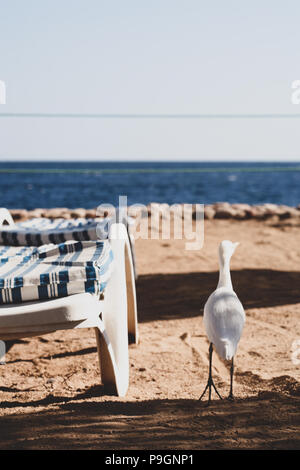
[0,210,139,396]
[0,217,102,246]
[0,240,114,304]
[0,218,114,304]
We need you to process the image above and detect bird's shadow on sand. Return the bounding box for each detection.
[0,390,299,450]
[136,269,300,322]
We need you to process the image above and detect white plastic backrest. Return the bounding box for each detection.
[96,214,133,240]
[108,222,128,241]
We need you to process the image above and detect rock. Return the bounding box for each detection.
[214,206,237,219]
[277,206,299,219]
[290,208,300,217]
[146,204,152,217]
[191,205,204,220]
[128,206,146,219]
[85,208,97,218]
[61,212,72,219]
[212,202,236,219]
[5,203,300,224]
[149,203,170,219]
[231,203,252,219]
[27,208,46,218]
[231,203,252,211]
[274,205,290,217]
[181,204,194,220]
[46,378,55,384]
[261,203,279,216]
[70,208,87,218]
[45,208,69,219]
[170,204,185,222]
[232,210,247,220]
[10,209,28,221]
[213,202,232,210]
[96,206,116,218]
[248,204,294,220]
[180,332,190,341]
[204,206,215,220]
[248,205,268,220]
[247,204,298,220]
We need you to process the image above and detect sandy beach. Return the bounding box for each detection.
[2,0,300,453]
[0,216,299,450]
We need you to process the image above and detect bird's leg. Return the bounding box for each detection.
[228,357,234,400]
[199,343,222,403]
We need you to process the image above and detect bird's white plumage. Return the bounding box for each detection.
[203,240,245,360]
[204,287,245,360]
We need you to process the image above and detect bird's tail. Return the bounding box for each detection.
[217,339,235,361]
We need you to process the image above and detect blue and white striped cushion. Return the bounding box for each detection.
[0,240,114,304]
[0,218,104,246]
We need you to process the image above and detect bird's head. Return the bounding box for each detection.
[218,240,240,263]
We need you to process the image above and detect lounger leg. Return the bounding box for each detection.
[96,224,131,397]
[125,243,139,344]
[94,320,129,397]
[94,327,118,395]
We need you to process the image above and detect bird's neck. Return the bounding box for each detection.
[217,256,233,289]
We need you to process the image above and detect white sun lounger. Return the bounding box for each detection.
[0,208,138,397]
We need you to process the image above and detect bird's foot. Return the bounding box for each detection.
[227,393,234,402]
[199,377,223,403]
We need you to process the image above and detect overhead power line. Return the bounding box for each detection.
[0,113,300,119]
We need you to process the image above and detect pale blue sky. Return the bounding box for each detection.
[0,0,299,161]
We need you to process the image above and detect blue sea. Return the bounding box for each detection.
[0,161,300,209]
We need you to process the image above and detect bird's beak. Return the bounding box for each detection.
[233,242,240,249]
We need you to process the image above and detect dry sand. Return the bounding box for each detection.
[0,218,299,449]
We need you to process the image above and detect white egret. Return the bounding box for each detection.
[200,240,245,403]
